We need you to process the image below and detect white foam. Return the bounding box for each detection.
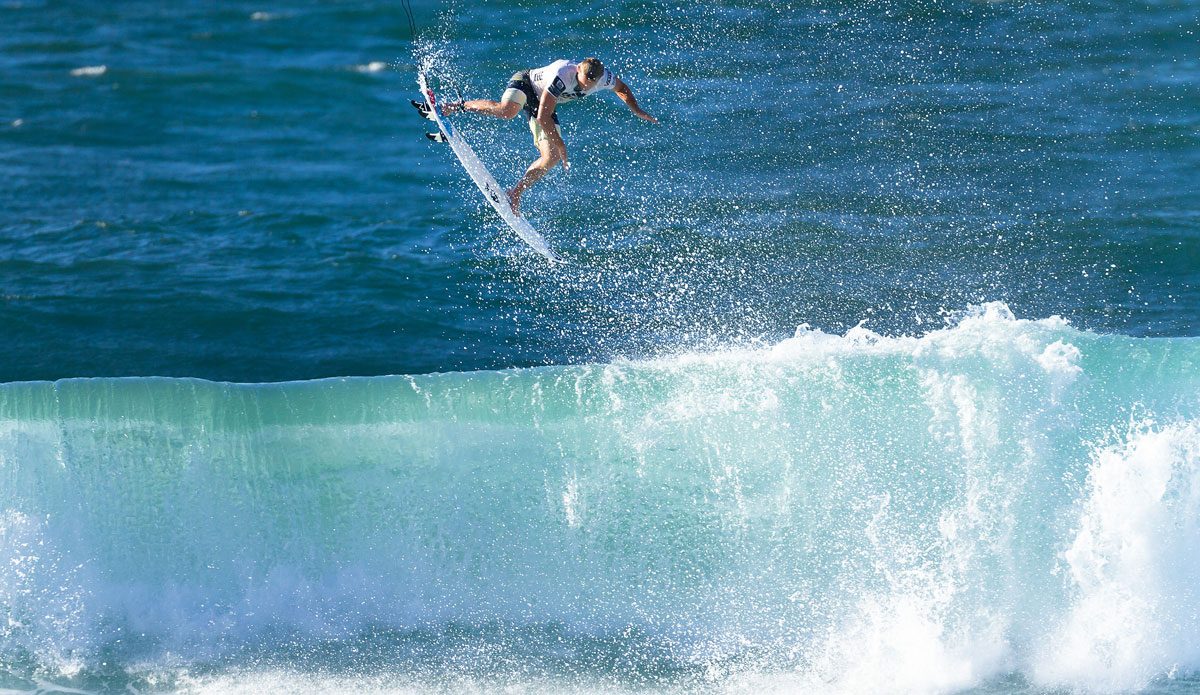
[1034,421,1200,691]
[354,61,389,73]
[799,591,1008,695]
[249,11,275,21]
[69,66,106,77]
[640,302,1081,371]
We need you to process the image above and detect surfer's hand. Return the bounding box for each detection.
[635,109,658,124]
[553,140,569,171]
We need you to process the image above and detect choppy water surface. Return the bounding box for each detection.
[2,0,1196,381]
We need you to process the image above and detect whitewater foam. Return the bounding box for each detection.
[1034,422,1200,691]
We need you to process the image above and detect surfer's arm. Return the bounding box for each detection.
[537,92,568,168]
[614,78,657,124]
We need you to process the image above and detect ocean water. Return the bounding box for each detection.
[2,0,1199,693]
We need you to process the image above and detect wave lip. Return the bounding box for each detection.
[2,304,1200,693]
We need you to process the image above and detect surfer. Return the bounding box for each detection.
[441,58,657,214]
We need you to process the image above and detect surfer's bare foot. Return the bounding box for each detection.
[443,101,462,115]
[506,189,521,216]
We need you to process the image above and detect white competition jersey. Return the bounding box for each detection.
[528,60,617,103]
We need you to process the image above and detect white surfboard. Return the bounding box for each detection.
[418,72,564,263]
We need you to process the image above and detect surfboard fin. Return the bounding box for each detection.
[425,132,448,143]
[410,99,435,121]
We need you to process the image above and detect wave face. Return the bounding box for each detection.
[3,305,1200,693]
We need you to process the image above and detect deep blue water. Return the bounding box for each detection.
[2,0,1196,382]
[2,1,1199,693]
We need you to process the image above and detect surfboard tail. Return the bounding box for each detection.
[410,99,436,121]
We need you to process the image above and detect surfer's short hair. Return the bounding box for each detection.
[581,57,604,80]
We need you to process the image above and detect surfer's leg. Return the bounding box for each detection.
[507,136,558,215]
[450,73,528,119]
[452,99,520,119]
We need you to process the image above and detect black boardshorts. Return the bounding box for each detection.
[502,71,561,125]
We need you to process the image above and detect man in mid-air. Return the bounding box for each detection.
[440,58,657,215]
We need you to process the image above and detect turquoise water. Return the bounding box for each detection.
[2,0,1199,692]
[3,308,1200,693]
